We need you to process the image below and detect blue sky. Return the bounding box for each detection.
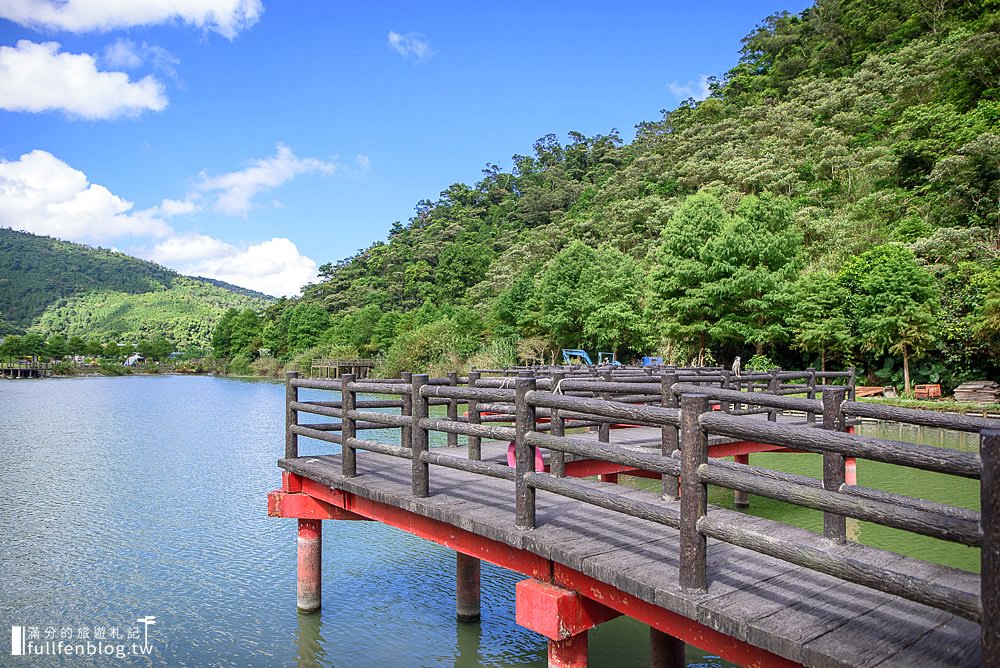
[0,0,812,296]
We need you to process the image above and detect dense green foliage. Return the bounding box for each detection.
[227,1,1000,388]
[0,229,271,350]
[30,277,267,349]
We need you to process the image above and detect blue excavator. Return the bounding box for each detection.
[560,349,621,366]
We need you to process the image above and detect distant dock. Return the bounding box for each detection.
[310,358,374,379]
[1,362,51,379]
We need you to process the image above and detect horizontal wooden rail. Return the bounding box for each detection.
[421,451,515,481]
[345,436,412,459]
[526,391,680,428]
[290,423,343,445]
[842,401,1000,433]
[704,457,980,523]
[700,412,981,478]
[696,516,981,622]
[672,383,821,413]
[418,418,516,441]
[421,385,515,403]
[525,432,681,476]
[347,410,412,428]
[525,472,681,529]
[697,460,981,545]
[347,381,411,395]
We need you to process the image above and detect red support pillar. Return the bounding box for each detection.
[456,552,481,621]
[845,457,857,486]
[650,627,686,668]
[548,633,588,668]
[733,454,750,508]
[515,579,620,668]
[597,473,619,484]
[297,519,322,613]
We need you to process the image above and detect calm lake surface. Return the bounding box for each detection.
[0,376,981,667]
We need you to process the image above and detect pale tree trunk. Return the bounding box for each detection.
[902,345,911,396]
[821,348,826,374]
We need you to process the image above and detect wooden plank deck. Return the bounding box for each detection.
[279,435,981,667]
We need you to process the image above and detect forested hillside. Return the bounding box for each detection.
[0,228,270,349]
[220,0,1000,390]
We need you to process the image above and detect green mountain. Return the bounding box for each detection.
[0,228,271,349]
[235,0,997,389]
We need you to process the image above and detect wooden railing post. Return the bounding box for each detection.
[285,371,299,459]
[982,429,999,660]
[400,371,413,448]
[720,371,731,413]
[550,370,566,477]
[341,373,357,477]
[411,373,430,497]
[599,368,612,443]
[822,387,847,542]
[848,366,857,401]
[680,393,709,591]
[515,377,537,529]
[447,371,459,448]
[767,368,781,421]
[661,373,679,500]
[806,367,817,424]
[467,371,481,460]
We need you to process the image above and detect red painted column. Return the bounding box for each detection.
[733,454,750,508]
[515,579,620,668]
[456,552,481,621]
[297,519,322,612]
[845,457,857,486]
[597,473,619,484]
[548,633,588,668]
[845,424,858,485]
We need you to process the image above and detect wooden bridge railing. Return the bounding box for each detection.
[282,367,997,654]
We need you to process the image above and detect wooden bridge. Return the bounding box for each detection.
[268,366,998,667]
[0,361,51,379]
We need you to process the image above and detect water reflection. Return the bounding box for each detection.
[454,618,482,668]
[295,610,327,668]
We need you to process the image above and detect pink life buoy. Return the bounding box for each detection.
[507,441,544,471]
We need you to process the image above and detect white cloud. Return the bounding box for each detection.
[668,75,712,101]
[196,144,337,216]
[148,235,318,297]
[356,154,371,173]
[147,232,232,263]
[103,38,180,78]
[0,0,263,39]
[0,40,167,119]
[387,31,435,63]
[157,198,198,216]
[0,149,172,243]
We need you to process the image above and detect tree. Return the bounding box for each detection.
[648,192,728,364]
[67,335,86,357]
[703,193,804,355]
[582,246,650,356]
[0,334,23,360]
[286,303,331,352]
[493,273,537,340]
[538,241,599,349]
[211,308,239,358]
[21,333,45,360]
[787,271,854,371]
[839,244,939,395]
[45,334,68,361]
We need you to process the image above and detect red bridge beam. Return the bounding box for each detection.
[270,473,797,667]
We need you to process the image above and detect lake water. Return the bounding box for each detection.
[0,376,981,667]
